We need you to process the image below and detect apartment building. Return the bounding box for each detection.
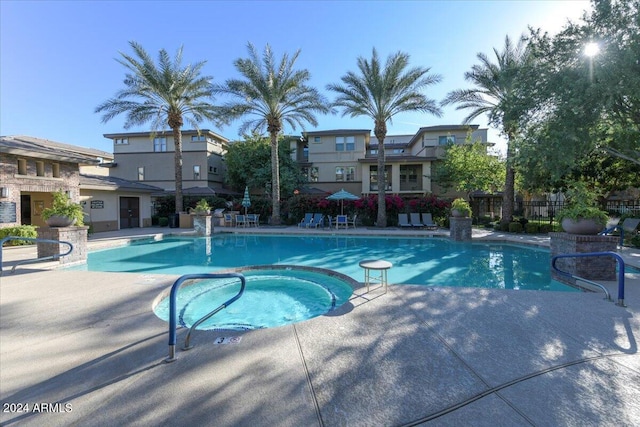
[293,125,489,196]
[103,129,229,193]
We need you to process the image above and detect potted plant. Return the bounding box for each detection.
[42,191,85,227]
[556,182,608,234]
[192,198,211,215]
[450,198,472,218]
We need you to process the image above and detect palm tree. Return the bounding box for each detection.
[95,41,217,213]
[328,48,442,227]
[214,43,331,225]
[442,35,532,227]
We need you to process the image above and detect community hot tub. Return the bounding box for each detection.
[153,265,356,331]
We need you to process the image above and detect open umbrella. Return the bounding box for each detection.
[326,188,359,215]
[241,186,251,215]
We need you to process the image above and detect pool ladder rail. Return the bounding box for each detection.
[551,251,626,306]
[0,236,74,276]
[166,273,246,363]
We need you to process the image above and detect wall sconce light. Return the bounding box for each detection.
[0,187,8,198]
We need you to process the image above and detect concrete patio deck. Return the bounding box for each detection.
[1,226,639,426]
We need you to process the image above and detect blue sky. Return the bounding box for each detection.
[1,0,591,154]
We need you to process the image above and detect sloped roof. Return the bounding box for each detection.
[79,174,164,193]
[0,135,112,164]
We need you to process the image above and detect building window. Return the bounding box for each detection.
[114,138,128,145]
[191,135,206,142]
[313,136,321,143]
[52,163,60,178]
[370,149,378,156]
[335,167,345,181]
[400,165,422,191]
[303,145,309,161]
[137,167,145,181]
[36,161,45,177]
[18,159,27,175]
[438,135,456,145]
[309,167,319,182]
[345,166,355,181]
[154,137,167,152]
[336,136,355,151]
[369,165,392,191]
[193,165,201,180]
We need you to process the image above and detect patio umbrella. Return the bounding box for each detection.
[326,188,359,215]
[241,186,251,215]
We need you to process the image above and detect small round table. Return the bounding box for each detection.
[359,259,392,293]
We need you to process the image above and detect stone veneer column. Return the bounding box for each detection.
[549,232,618,285]
[37,226,89,266]
[193,215,212,236]
[449,217,472,241]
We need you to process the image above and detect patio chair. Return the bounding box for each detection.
[410,213,424,227]
[298,213,314,228]
[310,213,325,228]
[336,215,348,229]
[246,214,258,227]
[398,213,411,228]
[235,214,246,227]
[348,214,358,229]
[223,213,234,227]
[421,213,438,230]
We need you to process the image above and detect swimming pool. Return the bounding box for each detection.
[74,235,575,292]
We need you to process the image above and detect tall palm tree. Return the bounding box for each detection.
[328,48,442,227]
[442,35,532,227]
[214,43,331,225]
[95,41,217,213]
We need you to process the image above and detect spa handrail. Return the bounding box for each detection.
[166,273,245,363]
[551,251,626,306]
[0,236,74,275]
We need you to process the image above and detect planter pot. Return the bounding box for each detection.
[561,218,603,235]
[451,209,469,218]
[45,215,76,227]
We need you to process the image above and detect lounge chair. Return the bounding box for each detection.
[298,213,314,228]
[398,213,411,228]
[310,213,325,228]
[421,213,438,230]
[235,214,246,227]
[336,215,348,229]
[410,213,423,227]
[600,217,640,244]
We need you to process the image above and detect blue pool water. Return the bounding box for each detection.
[74,235,575,292]
[152,268,355,330]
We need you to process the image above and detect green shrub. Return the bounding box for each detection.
[0,225,38,246]
[539,224,553,233]
[630,235,640,248]
[158,217,169,227]
[525,223,539,234]
[498,222,510,232]
[508,222,523,233]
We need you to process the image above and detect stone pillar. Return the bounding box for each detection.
[450,217,472,241]
[549,232,618,284]
[37,226,89,266]
[193,215,212,236]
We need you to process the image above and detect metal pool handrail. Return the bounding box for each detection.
[551,251,626,306]
[166,273,246,363]
[0,236,74,275]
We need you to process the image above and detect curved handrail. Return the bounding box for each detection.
[599,225,625,246]
[551,251,626,306]
[0,236,74,275]
[166,273,245,362]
